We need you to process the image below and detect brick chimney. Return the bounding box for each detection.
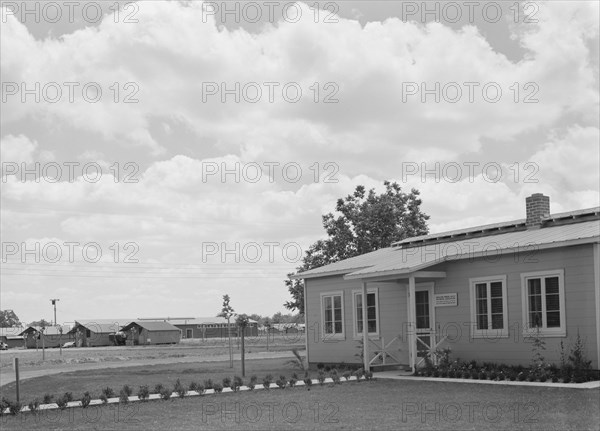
[526,193,550,228]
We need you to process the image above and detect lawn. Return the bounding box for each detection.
[1,357,299,402]
[1,378,598,430]
[0,333,303,371]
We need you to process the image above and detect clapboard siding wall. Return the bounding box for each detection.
[429,243,597,367]
[305,243,598,368]
[305,276,409,366]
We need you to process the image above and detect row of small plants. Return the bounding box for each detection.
[0,368,374,416]
[417,333,599,384]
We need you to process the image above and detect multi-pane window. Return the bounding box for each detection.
[469,276,508,338]
[322,293,344,336]
[353,290,379,336]
[522,270,565,336]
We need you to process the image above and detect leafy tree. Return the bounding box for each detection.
[0,310,21,327]
[285,181,429,313]
[29,319,51,328]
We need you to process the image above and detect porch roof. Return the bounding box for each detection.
[293,219,600,281]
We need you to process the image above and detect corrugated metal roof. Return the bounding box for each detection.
[69,320,129,334]
[19,325,70,336]
[122,321,180,332]
[392,206,599,247]
[168,317,258,325]
[296,219,600,280]
[1,327,25,338]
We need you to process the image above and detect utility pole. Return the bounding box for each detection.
[50,298,60,325]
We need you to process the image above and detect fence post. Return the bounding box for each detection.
[14,357,20,402]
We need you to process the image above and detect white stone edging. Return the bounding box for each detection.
[3,376,363,414]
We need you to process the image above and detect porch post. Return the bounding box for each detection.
[362,281,369,372]
[408,276,416,373]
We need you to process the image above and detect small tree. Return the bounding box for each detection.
[236,314,250,377]
[218,295,235,368]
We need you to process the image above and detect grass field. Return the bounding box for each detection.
[1,357,299,402]
[2,377,598,430]
[0,334,304,371]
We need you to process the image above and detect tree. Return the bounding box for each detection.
[217,294,235,368]
[236,314,250,377]
[285,181,429,313]
[29,319,51,328]
[0,310,21,327]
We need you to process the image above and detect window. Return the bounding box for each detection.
[521,270,566,336]
[321,292,344,338]
[469,276,508,338]
[352,289,379,338]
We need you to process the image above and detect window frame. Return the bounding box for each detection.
[521,269,566,337]
[320,291,345,340]
[352,288,380,339]
[469,275,509,339]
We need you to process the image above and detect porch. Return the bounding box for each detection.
[352,271,449,373]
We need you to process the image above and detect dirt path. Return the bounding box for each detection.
[0,350,297,387]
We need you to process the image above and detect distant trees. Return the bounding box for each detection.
[28,319,52,328]
[0,310,21,327]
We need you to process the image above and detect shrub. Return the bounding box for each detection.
[63,392,74,402]
[80,392,92,408]
[188,382,199,392]
[231,376,243,392]
[119,389,130,404]
[222,377,232,389]
[0,398,9,417]
[317,370,326,385]
[364,370,374,381]
[303,373,313,389]
[317,363,325,370]
[247,375,257,391]
[8,400,22,415]
[56,395,69,410]
[354,368,364,382]
[448,370,456,378]
[102,387,115,399]
[324,365,331,372]
[203,379,213,390]
[289,373,298,387]
[213,383,223,393]
[276,375,287,389]
[99,394,108,404]
[154,383,165,394]
[262,374,273,390]
[43,393,54,404]
[342,370,352,381]
[137,386,150,402]
[551,375,559,383]
[174,379,186,398]
[330,369,341,384]
[517,372,526,382]
[122,385,133,397]
[28,399,40,414]
[160,387,173,401]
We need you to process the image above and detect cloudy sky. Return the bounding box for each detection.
[1,1,598,325]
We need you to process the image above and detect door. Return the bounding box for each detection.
[186,328,193,339]
[415,284,435,362]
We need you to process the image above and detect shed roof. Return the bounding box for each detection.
[19,325,70,336]
[167,317,258,326]
[121,321,180,332]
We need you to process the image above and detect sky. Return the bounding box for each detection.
[1,1,598,325]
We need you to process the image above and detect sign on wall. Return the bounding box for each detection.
[434,293,457,307]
